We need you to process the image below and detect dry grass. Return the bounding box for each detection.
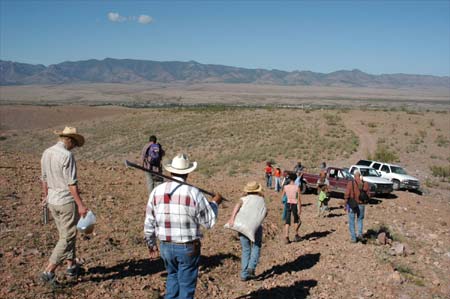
[0,107,358,177]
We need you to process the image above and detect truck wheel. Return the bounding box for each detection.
[300,182,308,194]
[392,179,400,191]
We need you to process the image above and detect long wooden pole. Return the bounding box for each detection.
[124,160,228,201]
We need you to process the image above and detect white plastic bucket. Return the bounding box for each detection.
[77,210,96,234]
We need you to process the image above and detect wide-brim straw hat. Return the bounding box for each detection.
[54,126,85,147]
[243,181,263,193]
[163,153,197,175]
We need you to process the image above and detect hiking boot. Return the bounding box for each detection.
[247,269,255,279]
[66,264,79,277]
[284,237,291,244]
[240,276,249,282]
[40,272,60,288]
[350,239,357,243]
[294,235,301,242]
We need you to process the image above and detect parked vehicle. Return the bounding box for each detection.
[356,160,420,191]
[349,165,394,195]
[355,159,373,167]
[301,167,354,195]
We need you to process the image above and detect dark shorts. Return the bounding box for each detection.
[285,203,300,225]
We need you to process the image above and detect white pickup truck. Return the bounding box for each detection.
[349,165,394,195]
[356,160,421,191]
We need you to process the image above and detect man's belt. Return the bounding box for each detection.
[161,239,199,245]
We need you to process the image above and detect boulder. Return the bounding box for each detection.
[390,242,406,256]
[390,271,403,284]
[377,232,387,245]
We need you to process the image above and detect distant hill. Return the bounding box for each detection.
[1,58,448,88]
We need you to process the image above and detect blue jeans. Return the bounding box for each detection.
[239,226,262,280]
[265,174,272,188]
[160,241,201,299]
[348,204,365,241]
[274,177,281,192]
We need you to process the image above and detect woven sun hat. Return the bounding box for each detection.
[243,181,263,193]
[54,126,85,147]
[163,153,197,174]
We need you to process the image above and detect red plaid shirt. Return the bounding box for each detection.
[144,178,218,247]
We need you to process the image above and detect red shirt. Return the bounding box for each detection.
[265,166,273,174]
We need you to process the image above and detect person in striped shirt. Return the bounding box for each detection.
[144,153,222,299]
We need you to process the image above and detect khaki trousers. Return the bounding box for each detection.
[48,202,79,265]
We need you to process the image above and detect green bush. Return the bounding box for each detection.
[323,113,341,126]
[430,165,450,181]
[370,144,399,163]
[435,135,449,147]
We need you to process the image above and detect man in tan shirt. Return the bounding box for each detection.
[40,127,89,285]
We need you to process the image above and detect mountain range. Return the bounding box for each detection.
[1,58,448,88]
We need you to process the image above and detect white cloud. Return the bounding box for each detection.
[108,12,126,22]
[138,15,153,24]
[107,12,153,25]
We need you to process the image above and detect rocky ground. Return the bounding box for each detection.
[0,105,449,299]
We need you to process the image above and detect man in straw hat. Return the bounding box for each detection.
[227,181,266,281]
[144,153,222,299]
[40,126,89,285]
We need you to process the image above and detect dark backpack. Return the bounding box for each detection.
[358,182,370,204]
[147,143,163,166]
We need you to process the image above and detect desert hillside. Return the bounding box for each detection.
[0,105,449,299]
[1,58,448,88]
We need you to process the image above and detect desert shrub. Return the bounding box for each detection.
[418,130,426,139]
[424,178,439,188]
[412,137,423,145]
[371,144,399,163]
[393,264,425,287]
[0,136,7,141]
[367,122,377,128]
[406,144,418,153]
[365,223,406,242]
[349,135,359,152]
[323,113,341,126]
[430,165,450,181]
[435,135,449,147]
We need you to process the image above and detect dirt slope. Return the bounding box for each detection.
[0,106,449,299]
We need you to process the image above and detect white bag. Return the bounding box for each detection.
[224,195,266,242]
[77,210,96,234]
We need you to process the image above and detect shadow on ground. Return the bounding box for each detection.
[84,258,165,282]
[326,212,344,218]
[256,253,320,280]
[83,253,239,282]
[328,205,344,211]
[199,253,239,273]
[301,230,335,241]
[235,279,318,299]
[375,193,398,200]
[368,198,383,205]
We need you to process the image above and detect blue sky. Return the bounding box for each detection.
[1,1,449,76]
